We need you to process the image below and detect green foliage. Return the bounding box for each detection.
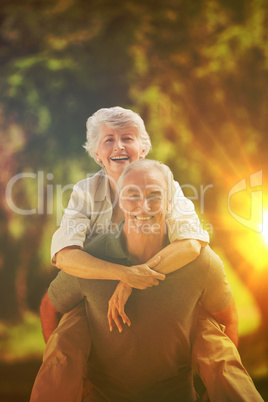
[0,312,44,361]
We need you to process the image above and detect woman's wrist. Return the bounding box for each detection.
[111,263,128,283]
[117,265,129,283]
[119,281,132,289]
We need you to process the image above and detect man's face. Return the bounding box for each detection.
[120,168,168,233]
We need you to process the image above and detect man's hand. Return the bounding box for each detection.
[122,256,165,289]
[107,282,133,332]
[107,258,165,332]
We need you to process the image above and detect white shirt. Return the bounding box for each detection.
[51,169,209,264]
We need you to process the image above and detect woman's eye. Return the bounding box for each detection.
[105,138,114,142]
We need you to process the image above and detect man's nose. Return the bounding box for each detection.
[142,198,151,212]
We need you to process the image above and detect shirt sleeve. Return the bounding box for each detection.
[166,180,210,244]
[51,181,93,264]
[200,248,233,313]
[48,271,84,313]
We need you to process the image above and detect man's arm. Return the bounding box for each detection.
[211,298,239,346]
[40,291,62,343]
[107,240,205,332]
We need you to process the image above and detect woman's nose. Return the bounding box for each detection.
[114,139,124,151]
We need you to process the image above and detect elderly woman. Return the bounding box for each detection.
[31,107,209,402]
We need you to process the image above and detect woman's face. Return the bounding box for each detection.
[95,124,146,181]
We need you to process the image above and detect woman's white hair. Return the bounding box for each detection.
[83,106,152,165]
[117,159,174,205]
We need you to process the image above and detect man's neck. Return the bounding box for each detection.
[122,221,166,264]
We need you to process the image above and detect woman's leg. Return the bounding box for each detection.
[192,307,263,402]
[30,301,91,402]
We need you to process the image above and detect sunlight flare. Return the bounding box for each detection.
[261,211,268,246]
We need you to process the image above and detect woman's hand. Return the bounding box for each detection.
[122,256,165,289]
[107,282,133,332]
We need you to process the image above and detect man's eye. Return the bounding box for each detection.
[148,196,162,202]
[125,195,141,200]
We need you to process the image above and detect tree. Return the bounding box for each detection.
[127,0,268,328]
[0,0,267,340]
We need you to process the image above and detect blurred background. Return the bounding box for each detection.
[0,0,268,400]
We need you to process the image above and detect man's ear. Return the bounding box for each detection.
[119,196,124,211]
[166,201,172,212]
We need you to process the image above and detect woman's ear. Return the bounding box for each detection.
[95,151,101,163]
[139,148,146,159]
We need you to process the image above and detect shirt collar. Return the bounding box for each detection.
[95,169,112,202]
[105,222,169,263]
[105,222,129,260]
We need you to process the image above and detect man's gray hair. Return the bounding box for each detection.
[117,159,174,204]
[83,106,152,165]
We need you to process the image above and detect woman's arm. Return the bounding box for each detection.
[168,179,210,244]
[56,246,165,290]
[146,239,205,274]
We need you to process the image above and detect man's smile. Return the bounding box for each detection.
[134,215,154,221]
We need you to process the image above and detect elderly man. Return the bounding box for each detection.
[32,159,263,402]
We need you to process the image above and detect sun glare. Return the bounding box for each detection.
[261,211,268,246]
